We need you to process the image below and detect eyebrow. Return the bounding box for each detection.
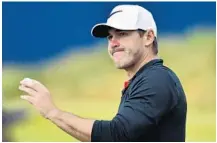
[107,29,120,36]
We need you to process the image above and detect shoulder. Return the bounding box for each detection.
[129,65,180,97]
[134,65,176,86]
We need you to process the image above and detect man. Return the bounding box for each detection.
[19,4,187,142]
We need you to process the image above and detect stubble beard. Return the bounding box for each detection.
[113,50,139,70]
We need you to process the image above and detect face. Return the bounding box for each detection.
[107,28,146,69]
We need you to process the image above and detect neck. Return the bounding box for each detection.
[126,54,159,80]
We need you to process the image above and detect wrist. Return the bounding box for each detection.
[45,108,61,120]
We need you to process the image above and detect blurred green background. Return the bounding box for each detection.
[2,28,216,142]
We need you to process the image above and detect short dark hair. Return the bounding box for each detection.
[138,29,158,55]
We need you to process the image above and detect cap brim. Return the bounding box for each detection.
[91,23,112,38]
[91,23,139,38]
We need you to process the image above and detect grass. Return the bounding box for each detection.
[3,29,216,141]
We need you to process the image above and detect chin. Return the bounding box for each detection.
[115,65,125,69]
[114,61,133,69]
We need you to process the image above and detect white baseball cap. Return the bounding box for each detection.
[91,4,157,38]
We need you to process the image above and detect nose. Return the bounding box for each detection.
[110,39,120,49]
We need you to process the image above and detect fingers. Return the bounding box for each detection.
[20,95,34,104]
[19,85,38,96]
[20,78,48,93]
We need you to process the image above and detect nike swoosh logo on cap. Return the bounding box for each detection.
[108,10,123,18]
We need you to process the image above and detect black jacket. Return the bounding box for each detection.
[91,59,187,142]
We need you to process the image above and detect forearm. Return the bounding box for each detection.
[47,109,95,142]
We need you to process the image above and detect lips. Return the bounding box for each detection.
[112,48,125,55]
[112,50,125,61]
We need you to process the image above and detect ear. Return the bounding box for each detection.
[144,29,155,47]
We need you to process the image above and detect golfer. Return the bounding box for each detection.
[19,4,187,142]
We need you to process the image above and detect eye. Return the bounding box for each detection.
[118,31,128,37]
[107,35,113,40]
